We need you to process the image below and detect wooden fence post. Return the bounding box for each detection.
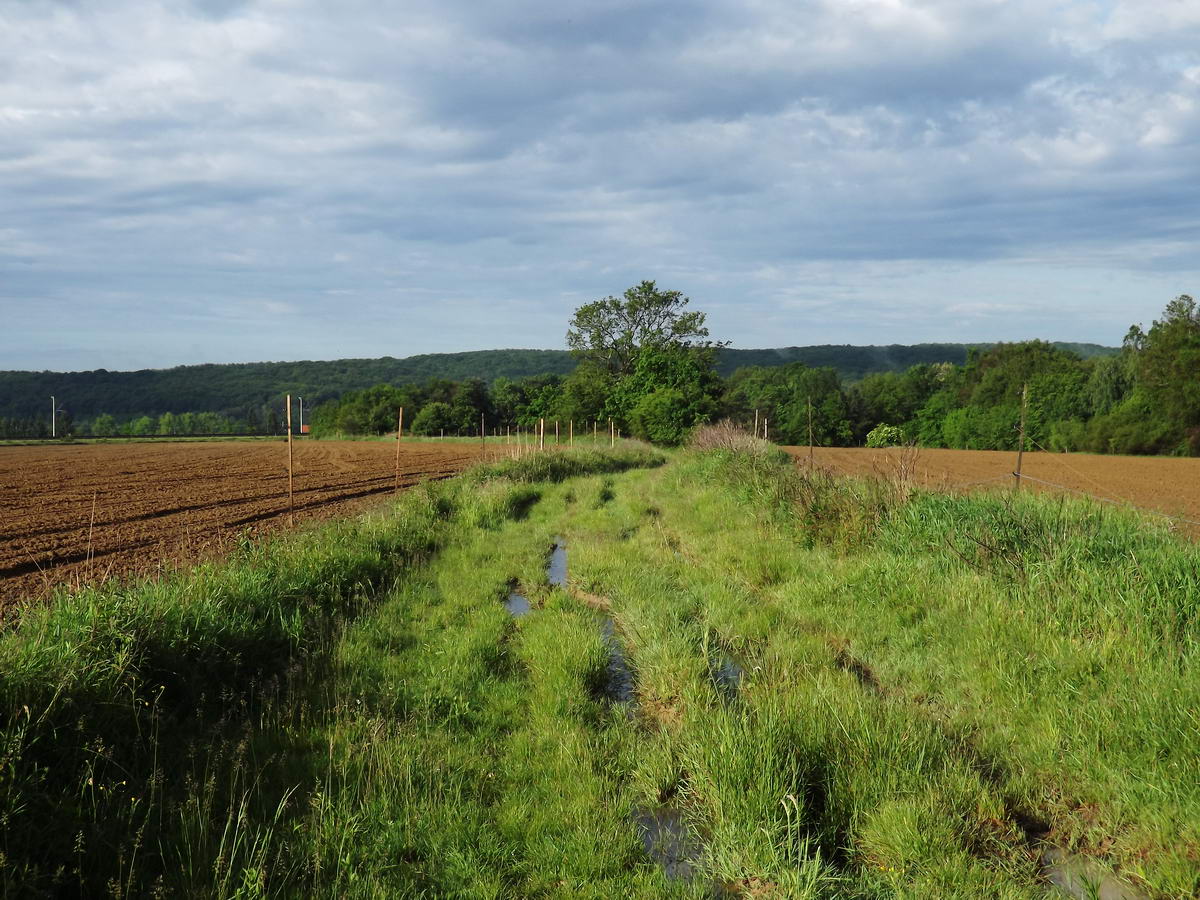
[394,407,404,492]
[609,418,614,448]
[539,418,545,451]
[569,420,574,446]
[807,396,814,468]
[1014,384,1028,491]
[286,394,294,526]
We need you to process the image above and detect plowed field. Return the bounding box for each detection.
[0,440,482,607]
[784,445,1200,532]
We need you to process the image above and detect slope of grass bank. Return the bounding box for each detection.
[1,440,1194,896]
[642,445,1197,897]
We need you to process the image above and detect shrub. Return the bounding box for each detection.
[865,424,905,448]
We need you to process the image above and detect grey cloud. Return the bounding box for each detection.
[1,0,1198,369]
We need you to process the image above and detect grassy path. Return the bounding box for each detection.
[309,451,1191,896]
[1,445,1194,896]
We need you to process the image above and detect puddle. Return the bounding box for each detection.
[709,653,743,702]
[504,587,531,618]
[548,538,567,587]
[633,805,702,882]
[504,539,567,618]
[601,618,637,706]
[1040,845,1148,900]
[558,536,709,886]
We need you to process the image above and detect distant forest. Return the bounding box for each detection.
[0,342,1113,438]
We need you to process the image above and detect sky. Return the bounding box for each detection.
[2,0,1199,371]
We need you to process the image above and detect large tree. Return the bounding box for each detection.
[566,280,719,376]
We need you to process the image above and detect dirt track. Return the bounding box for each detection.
[784,445,1200,531]
[0,440,483,607]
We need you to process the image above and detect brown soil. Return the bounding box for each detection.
[0,439,485,607]
[783,445,1200,532]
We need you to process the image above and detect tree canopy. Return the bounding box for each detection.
[566,281,719,376]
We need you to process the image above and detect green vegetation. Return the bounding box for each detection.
[0,340,1116,441]
[3,438,1196,896]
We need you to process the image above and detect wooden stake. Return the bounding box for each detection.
[754,408,759,436]
[763,416,768,441]
[555,420,560,445]
[593,420,597,442]
[807,397,814,468]
[1014,384,1028,491]
[481,412,486,454]
[286,394,294,526]
[609,418,614,448]
[539,418,545,451]
[569,420,574,446]
[394,407,404,492]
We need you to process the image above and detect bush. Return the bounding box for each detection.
[411,401,457,436]
[628,388,699,445]
[865,424,905,448]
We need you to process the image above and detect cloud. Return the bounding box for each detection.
[1,0,1198,369]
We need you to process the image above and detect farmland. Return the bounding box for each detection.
[784,445,1200,530]
[0,439,481,605]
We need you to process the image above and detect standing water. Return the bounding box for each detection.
[550,536,709,886]
[548,538,567,588]
[504,586,531,617]
[1040,845,1148,900]
[503,539,567,618]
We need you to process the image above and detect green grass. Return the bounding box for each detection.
[0,444,1194,897]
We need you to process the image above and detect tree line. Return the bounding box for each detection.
[9,284,1194,456]
[0,343,1113,427]
[0,411,251,439]
[309,289,1200,457]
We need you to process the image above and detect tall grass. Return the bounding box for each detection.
[663,438,1199,897]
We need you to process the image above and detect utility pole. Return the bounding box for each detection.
[298,396,303,434]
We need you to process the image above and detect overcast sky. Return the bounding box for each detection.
[3,0,1199,371]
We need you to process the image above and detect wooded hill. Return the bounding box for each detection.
[0,343,1112,424]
